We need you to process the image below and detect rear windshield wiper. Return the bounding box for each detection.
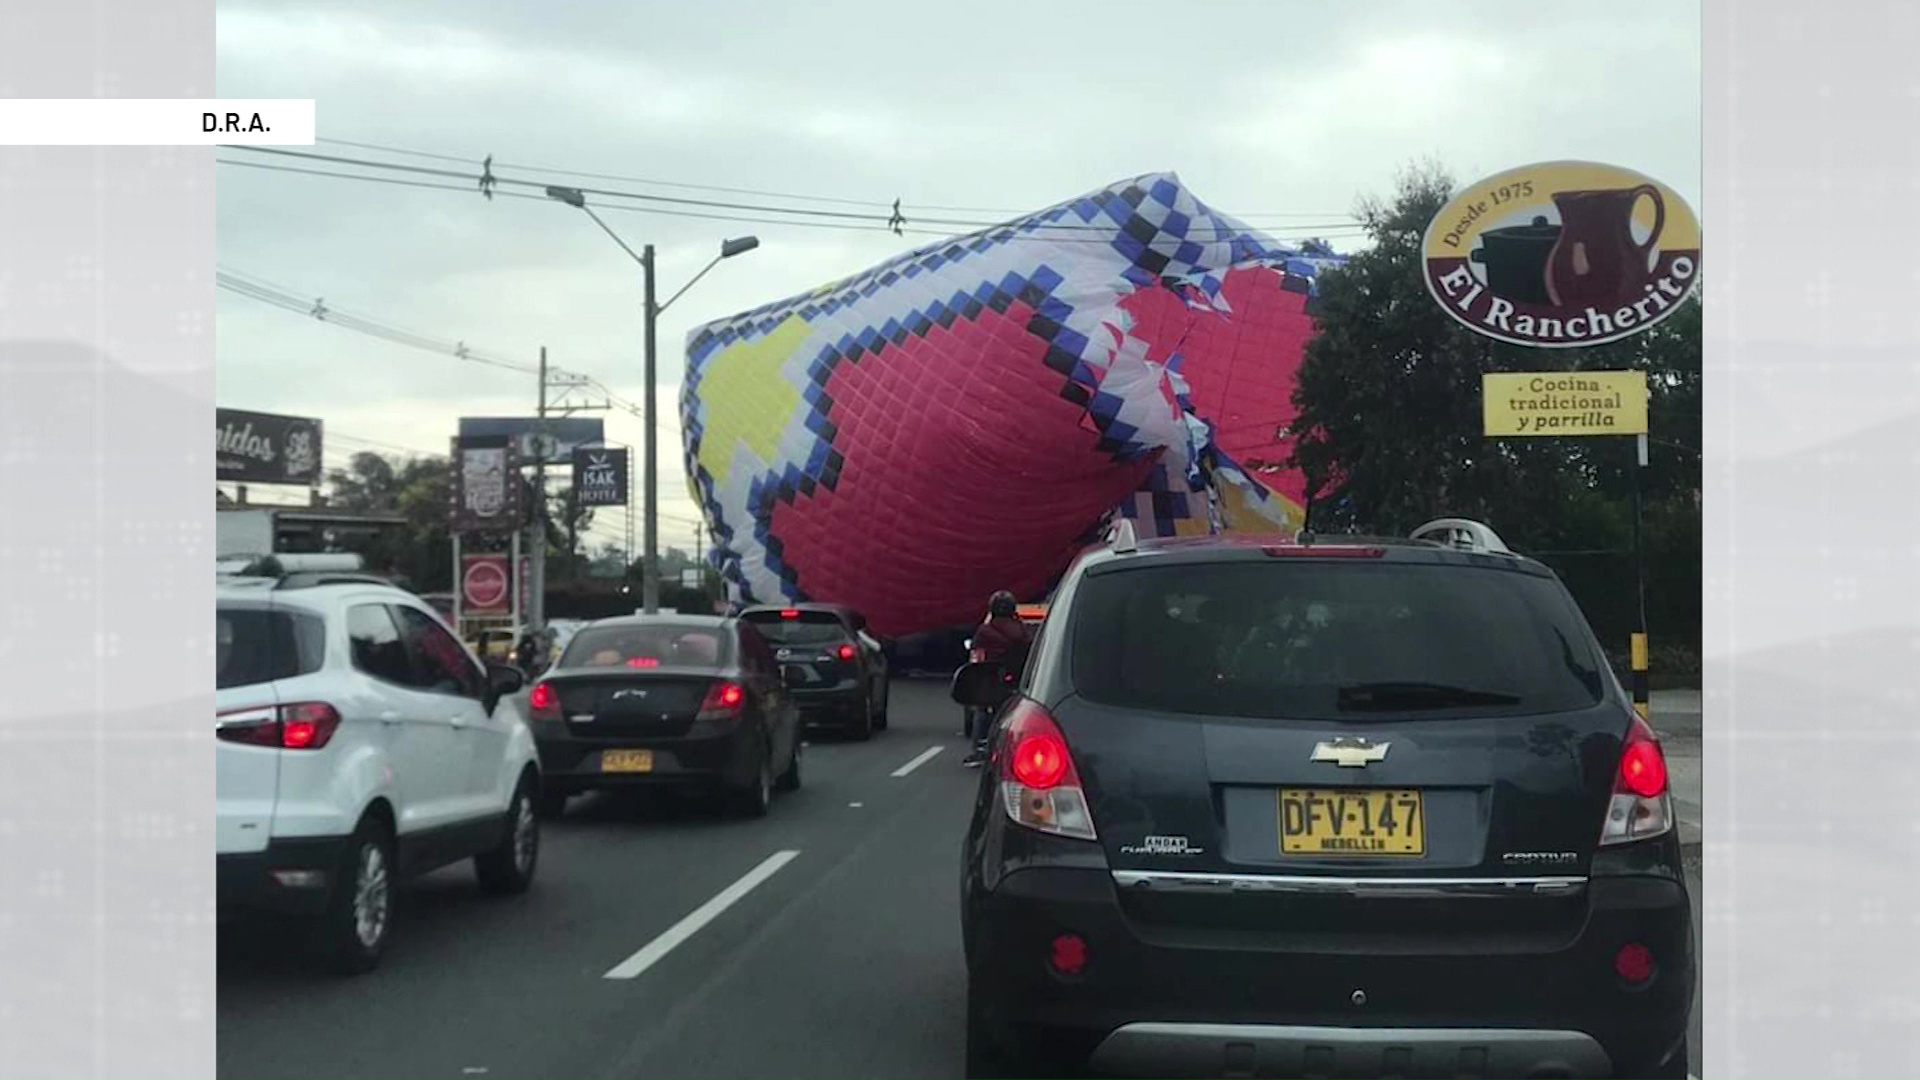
[1336,681,1523,711]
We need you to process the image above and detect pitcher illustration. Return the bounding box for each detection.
[1544,185,1666,308]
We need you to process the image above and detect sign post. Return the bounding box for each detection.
[1481,369,1653,720]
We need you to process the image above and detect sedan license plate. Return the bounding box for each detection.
[601,749,654,774]
[1278,788,1424,856]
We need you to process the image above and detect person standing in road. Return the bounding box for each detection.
[962,591,1034,768]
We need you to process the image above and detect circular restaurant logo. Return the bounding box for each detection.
[1422,161,1701,349]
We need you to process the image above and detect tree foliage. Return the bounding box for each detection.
[1287,163,1703,648]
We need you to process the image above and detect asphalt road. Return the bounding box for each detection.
[217,681,1704,1079]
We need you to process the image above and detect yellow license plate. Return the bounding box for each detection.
[1278,788,1425,856]
[601,749,654,774]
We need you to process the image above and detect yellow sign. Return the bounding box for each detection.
[1423,161,1701,348]
[1483,371,1647,437]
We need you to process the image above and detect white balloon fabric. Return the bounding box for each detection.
[682,172,1346,636]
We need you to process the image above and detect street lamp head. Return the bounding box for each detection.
[545,185,587,208]
[720,236,760,259]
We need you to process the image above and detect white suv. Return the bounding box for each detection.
[216,570,544,974]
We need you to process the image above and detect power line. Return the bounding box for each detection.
[314,135,1361,222]
[217,157,1374,247]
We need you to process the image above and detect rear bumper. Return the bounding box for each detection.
[966,865,1693,1078]
[791,685,865,726]
[1091,1022,1610,1078]
[534,723,758,793]
[217,835,351,919]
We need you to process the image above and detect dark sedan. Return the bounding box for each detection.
[738,604,889,740]
[525,615,802,818]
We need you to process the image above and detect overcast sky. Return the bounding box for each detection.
[215,0,1702,554]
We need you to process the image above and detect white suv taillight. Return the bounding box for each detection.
[995,700,1097,841]
[1599,714,1674,846]
[215,703,343,751]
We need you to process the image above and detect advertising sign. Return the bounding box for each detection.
[216,408,324,485]
[1423,161,1701,348]
[1482,370,1648,437]
[461,554,511,614]
[449,435,524,533]
[572,445,630,507]
[458,416,605,465]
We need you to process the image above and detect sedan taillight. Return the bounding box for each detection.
[216,703,342,751]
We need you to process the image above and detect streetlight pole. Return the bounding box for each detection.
[544,185,758,614]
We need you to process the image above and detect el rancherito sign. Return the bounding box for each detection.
[1422,161,1701,348]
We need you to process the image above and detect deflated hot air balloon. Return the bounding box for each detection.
[682,172,1346,637]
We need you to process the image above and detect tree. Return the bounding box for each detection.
[1286,162,1703,649]
[327,451,401,513]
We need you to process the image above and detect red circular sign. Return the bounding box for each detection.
[463,559,509,609]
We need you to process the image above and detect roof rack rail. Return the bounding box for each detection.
[1410,518,1514,555]
[274,572,396,591]
[1107,516,1138,554]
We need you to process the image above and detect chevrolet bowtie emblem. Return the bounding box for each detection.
[1311,737,1391,768]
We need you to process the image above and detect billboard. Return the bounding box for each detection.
[1422,160,1701,349]
[449,435,524,533]
[573,445,629,507]
[216,408,324,485]
[461,554,511,615]
[1482,371,1649,437]
[458,416,605,465]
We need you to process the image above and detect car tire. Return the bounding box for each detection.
[873,680,890,731]
[474,777,539,896]
[851,698,875,742]
[964,979,1019,1079]
[536,789,570,819]
[736,746,774,818]
[775,738,802,792]
[312,814,395,977]
[1643,1038,1690,1079]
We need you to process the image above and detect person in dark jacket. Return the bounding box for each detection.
[963,591,1034,767]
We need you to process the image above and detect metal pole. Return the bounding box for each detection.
[1629,432,1650,722]
[452,532,464,635]
[642,243,661,614]
[532,347,548,630]
[510,527,523,632]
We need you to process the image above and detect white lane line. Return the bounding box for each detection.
[890,745,944,777]
[603,850,800,980]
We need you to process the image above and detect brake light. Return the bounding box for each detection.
[626,657,660,669]
[1261,545,1385,558]
[780,609,800,619]
[836,644,857,662]
[528,682,560,720]
[1599,715,1674,847]
[215,703,341,750]
[995,700,1096,841]
[699,680,746,718]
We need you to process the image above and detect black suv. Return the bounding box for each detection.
[738,604,890,739]
[951,519,1693,1079]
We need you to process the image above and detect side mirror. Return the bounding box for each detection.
[487,663,525,697]
[950,661,1015,710]
[963,638,973,650]
[781,665,805,689]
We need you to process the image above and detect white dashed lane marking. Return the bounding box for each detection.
[602,850,801,980]
[890,746,944,777]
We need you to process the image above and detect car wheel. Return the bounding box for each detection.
[312,814,395,976]
[475,777,539,896]
[536,789,570,819]
[1643,1038,1690,1079]
[776,738,802,792]
[851,698,875,742]
[873,681,890,731]
[736,747,773,817]
[964,978,1019,1078]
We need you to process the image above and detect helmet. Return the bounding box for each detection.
[988,591,1017,618]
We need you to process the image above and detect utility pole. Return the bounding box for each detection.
[642,243,661,614]
[531,347,549,631]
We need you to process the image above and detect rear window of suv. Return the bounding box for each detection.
[1068,560,1606,721]
[217,606,326,690]
[740,611,850,647]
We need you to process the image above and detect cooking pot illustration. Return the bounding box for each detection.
[1545,185,1665,308]
[1470,216,1559,305]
